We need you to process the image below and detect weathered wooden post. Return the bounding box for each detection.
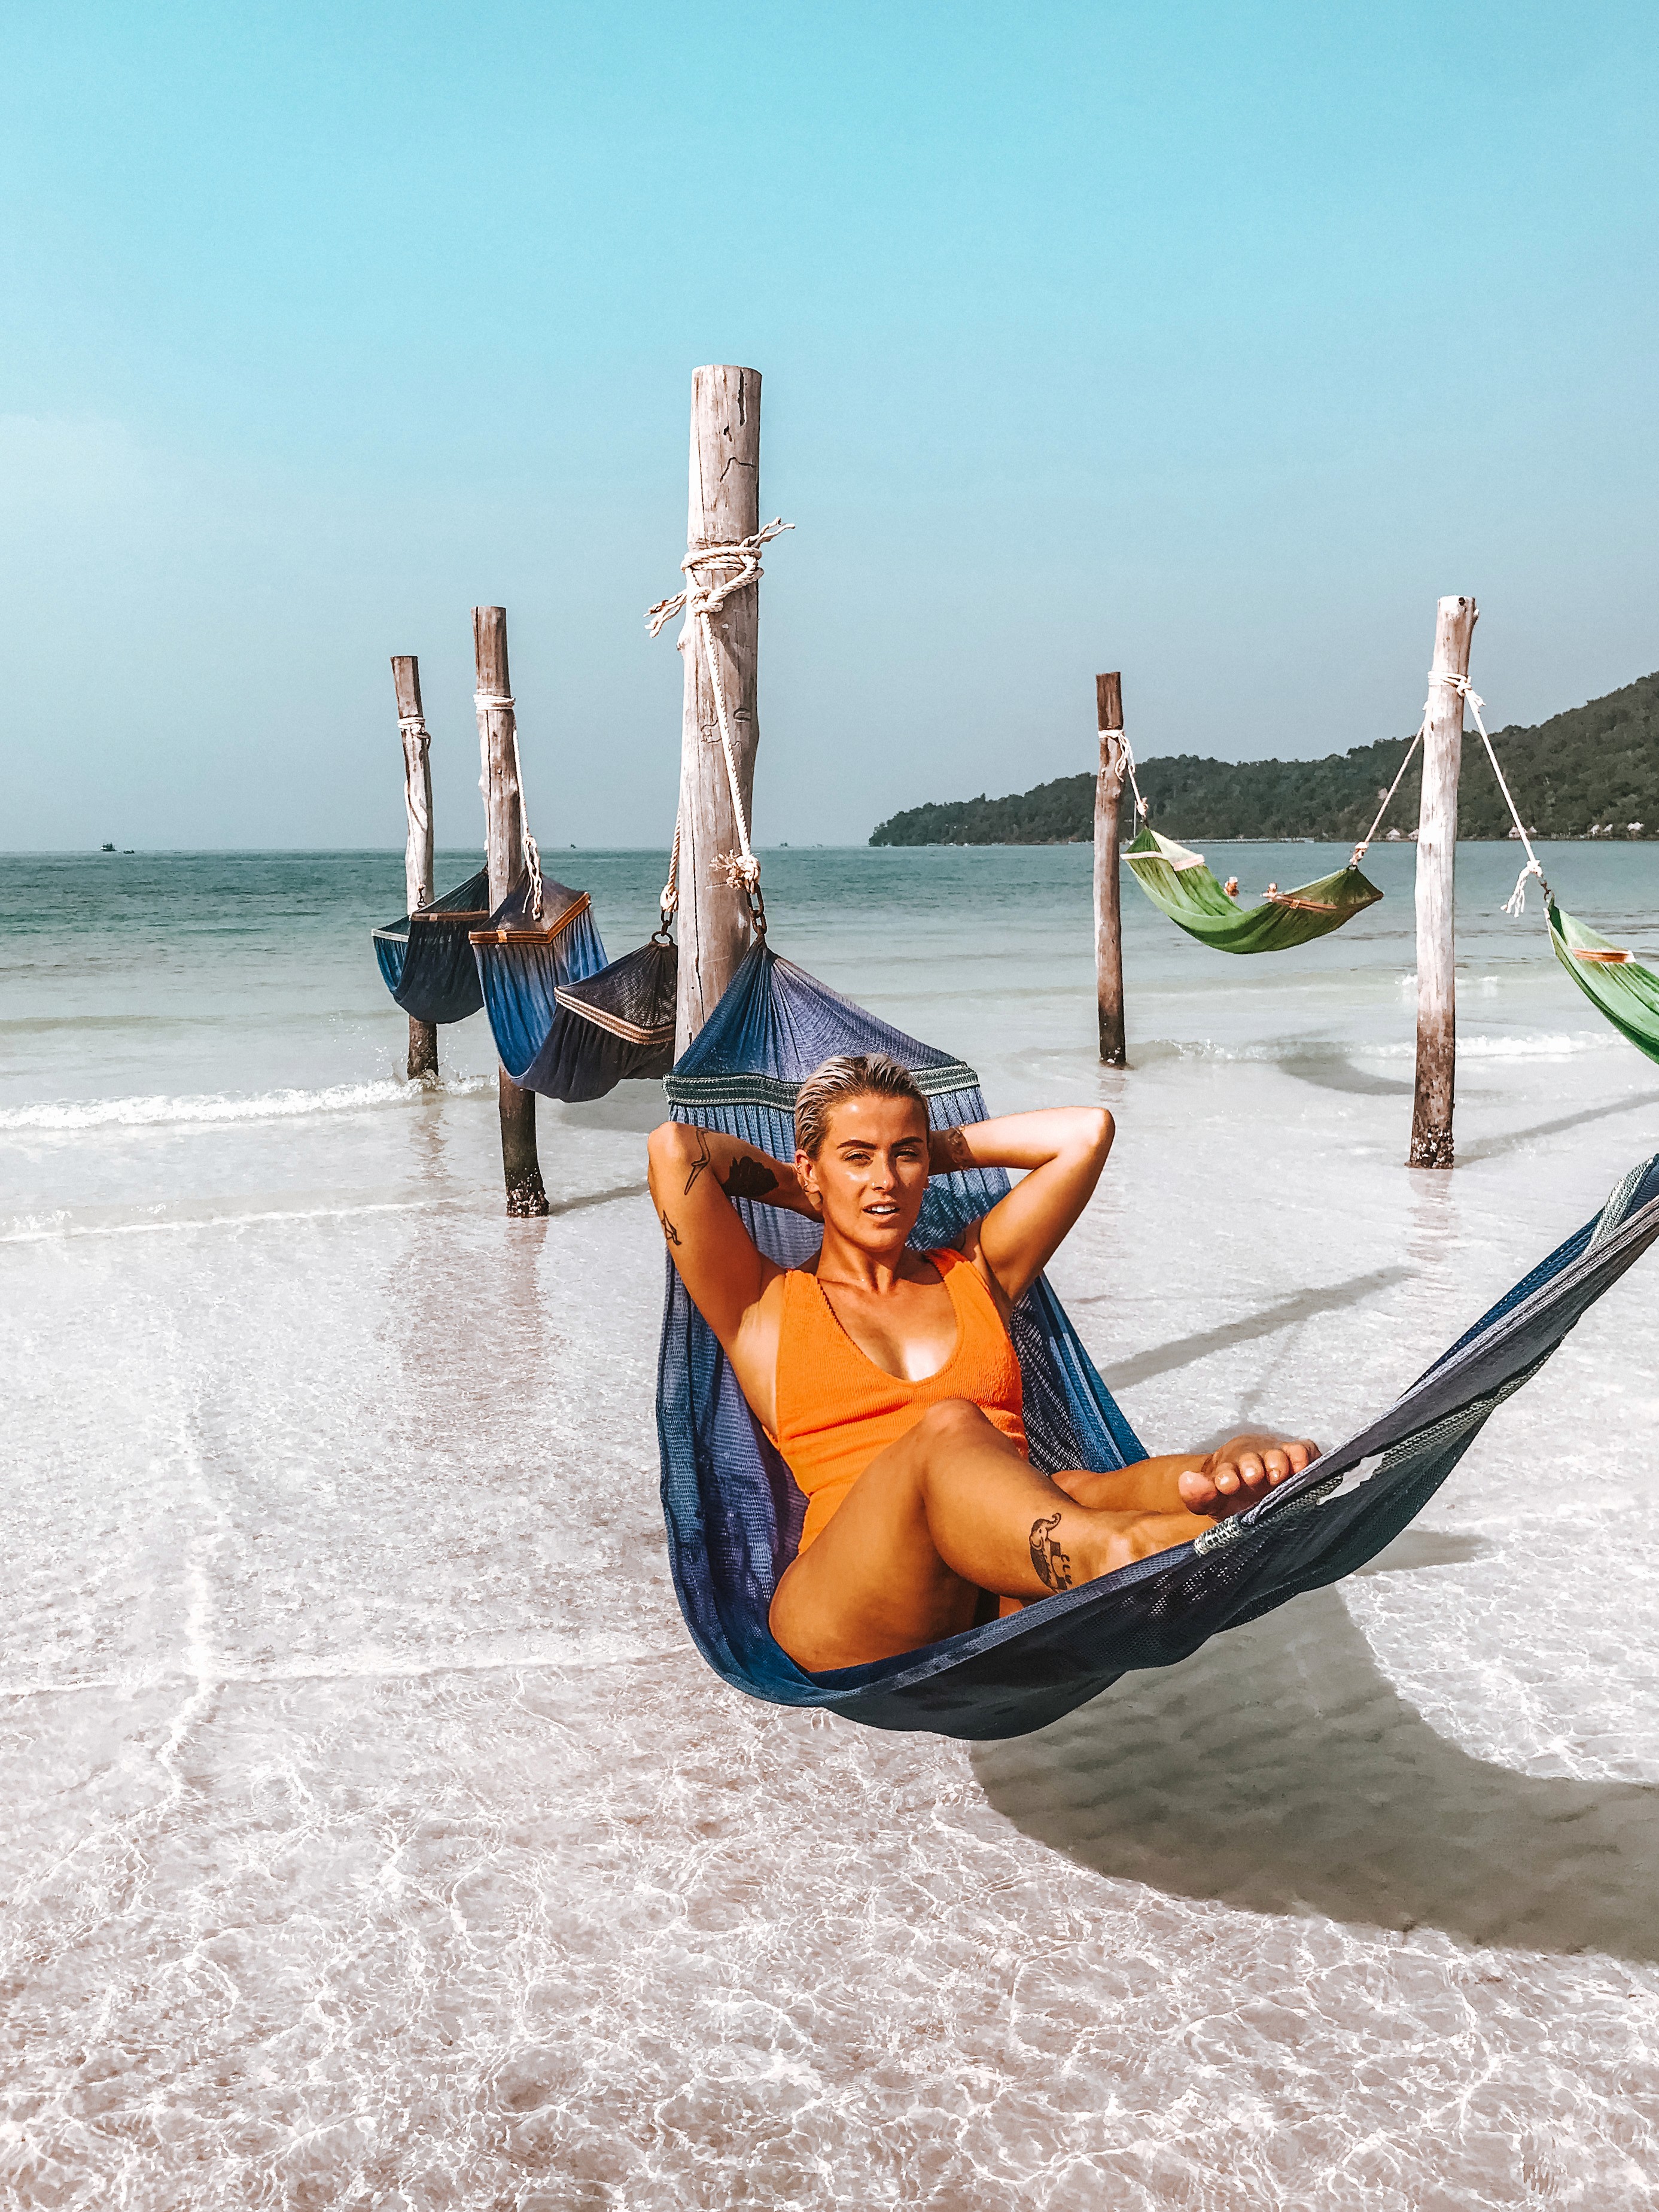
[1409,594,1478,1170]
[1094,671,1128,1067]
[674,364,764,1057]
[391,653,439,1081]
[473,605,549,1216]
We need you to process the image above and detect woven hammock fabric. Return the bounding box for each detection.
[1549,901,1659,1067]
[1125,827,1383,954]
[469,877,610,1085]
[538,936,678,1100]
[656,941,1659,1741]
[372,867,490,1026]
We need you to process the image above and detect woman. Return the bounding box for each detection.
[647,1053,1317,1672]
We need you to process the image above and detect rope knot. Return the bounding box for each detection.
[1097,725,1149,822]
[646,519,793,639]
[718,850,762,893]
[647,523,794,903]
[1429,667,1485,719]
[1505,857,1547,918]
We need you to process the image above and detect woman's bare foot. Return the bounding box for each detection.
[1177,1434,1319,1517]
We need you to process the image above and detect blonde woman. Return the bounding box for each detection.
[647,1054,1316,1671]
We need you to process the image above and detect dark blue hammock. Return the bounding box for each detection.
[657,942,1659,1742]
[372,867,491,1026]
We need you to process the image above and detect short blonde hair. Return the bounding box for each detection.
[793,1052,928,1159]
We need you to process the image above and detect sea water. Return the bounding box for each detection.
[5,841,1659,2209]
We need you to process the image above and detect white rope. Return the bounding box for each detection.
[1429,667,1548,916]
[473,689,543,920]
[1351,722,1424,865]
[1100,728,1149,823]
[397,713,431,840]
[646,519,792,905]
[660,817,681,922]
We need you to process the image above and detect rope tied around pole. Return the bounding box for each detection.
[473,689,544,921]
[1427,666,1550,916]
[398,713,432,841]
[1100,728,1150,823]
[647,518,792,935]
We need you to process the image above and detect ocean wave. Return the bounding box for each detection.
[1360,1033,1614,1061]
[1142,1031,1615,1066]
[0,1075,494,1133]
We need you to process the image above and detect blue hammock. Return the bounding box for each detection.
[656,942,1659,1742]
[469,877,610,1082]
[372,867,491,1026]
[470,881,678,1103]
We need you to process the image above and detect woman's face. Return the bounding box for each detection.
[797,1093,930,1257]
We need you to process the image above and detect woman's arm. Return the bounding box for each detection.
[931,1107,1113,1303]
[645,1124,812,1350]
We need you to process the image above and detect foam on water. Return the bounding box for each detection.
[0,1072,495,1133]
[6,844,1659,2208]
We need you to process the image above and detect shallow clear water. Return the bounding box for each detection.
[5,842,1659,2208]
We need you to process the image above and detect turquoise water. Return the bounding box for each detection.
[5,843,1659,2207]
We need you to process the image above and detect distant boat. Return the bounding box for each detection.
[100,842,115,852]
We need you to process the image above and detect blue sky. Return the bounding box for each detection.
[3,2,1655,849]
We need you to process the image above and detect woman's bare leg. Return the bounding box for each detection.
[768,1401,1283,1674]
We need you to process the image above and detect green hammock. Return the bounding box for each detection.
[1124,827,1384,954]
[1548,900,1659,1066]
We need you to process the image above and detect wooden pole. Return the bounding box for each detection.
[391,653,439,1082]
[1094,671,1127,1067]
[1408,594,1478,1170]
[674,364,763,1058]
[473,604,549,1216]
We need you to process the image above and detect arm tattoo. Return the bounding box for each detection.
[682,1129,713,1196]
[1029,1511,1073,1592]
[720,1154,780,1203]
[934,1127,973,1175]
[659,1208,682,1247]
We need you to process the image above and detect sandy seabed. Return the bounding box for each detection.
[5,843,1659,2208]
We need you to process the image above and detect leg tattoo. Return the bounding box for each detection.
[1028,1511,1073,1592]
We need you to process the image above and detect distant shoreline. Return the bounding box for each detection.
[869,670,1659,849]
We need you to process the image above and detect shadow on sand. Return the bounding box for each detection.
[1077,1267,1410,1392]
[1279,1050,1415,1097]
[973,1534,1659,1962]
[1457,1090,1659,1164]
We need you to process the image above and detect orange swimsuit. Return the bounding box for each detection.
[771,1247,1028,1554]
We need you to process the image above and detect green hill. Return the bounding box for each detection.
[869,670,1659,846]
